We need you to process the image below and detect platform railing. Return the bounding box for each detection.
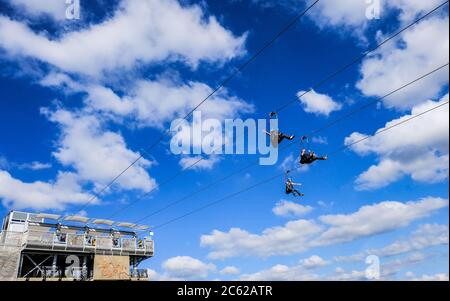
[2,230,155,255]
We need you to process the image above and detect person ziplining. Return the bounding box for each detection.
[284,171,304,197]
[264,130,295,145]
[299,136,328,165]
[300,149,328,164]
[265,111,295,147]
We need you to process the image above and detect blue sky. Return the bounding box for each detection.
[0,0,448,280]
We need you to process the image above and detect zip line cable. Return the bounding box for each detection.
[152,100,449,230]
[106,147,223,219]
[132,63,449,224]
[74,0,321,213]
[104,1,448,220]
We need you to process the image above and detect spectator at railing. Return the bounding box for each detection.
[55,224,67,243]
[111,231,121,248]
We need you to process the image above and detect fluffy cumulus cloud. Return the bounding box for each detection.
[309,0,372,29]
[0,157,52,171]
[387,0,447,23]
[333,223,449,264]
[219,266,240,276]
[0,0,252,209]
[345,94,449,190]
[369,224,449,257]
[18,161,52,171]
[357,16,449,110]
[201,220,323,259]
[201,197,448,259]
[160,256,216,280]
[297,89,342,116]
[240,264,319,281]
[295,0,448,36]
[314,197,448,246]
[331,252,439,280]
[407,272,449,281]
[300,255,329,269]
[0,0,247,77]
[40,73,254,129]
[238,232,445,281]
[272,200,313,217]
[239,254,328,281]
[0,170,94,210]
[43,108,157,192]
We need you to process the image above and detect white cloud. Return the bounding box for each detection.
[146,269,159,281]
[297,89,342,116]
[0,156,51,171]
[272,200,313,217]
[311,136,328,145]
[327,268,367,281]
[279,153,309,173]
[201,197,448,259]
[387,0,447,24]
[40,72,254,129]
[0,0,247,77]
[239,224,447,281]
[18,161,52,171]
[345,95,449,190]
[239,254,328,281]
[333,223,449,264]
[300,255,329,269]
[201,220,323,259]
[357,16,449,110]
[239,250,440,281]
[219,266,240,275]
[407,272,449,281]
[380,252,436,279]
[329,252,432,280]
[308,0,371,29]
[369,224,449,257]
[315,197,448,246]
[161,256,216,280]
[279,153,296,171]
[239,264,319,281]
[5,0,67,20]
[333,252,366,263]
[0,170,94,210]
[43,108,157,192]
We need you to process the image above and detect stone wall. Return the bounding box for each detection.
[93,255,130,280]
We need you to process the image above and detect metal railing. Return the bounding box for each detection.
[1,230,154,255]
[34,266,91,281]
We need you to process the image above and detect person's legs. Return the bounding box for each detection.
[279,133,295,142]
[312,154,328,161]
[292,189,304,197]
